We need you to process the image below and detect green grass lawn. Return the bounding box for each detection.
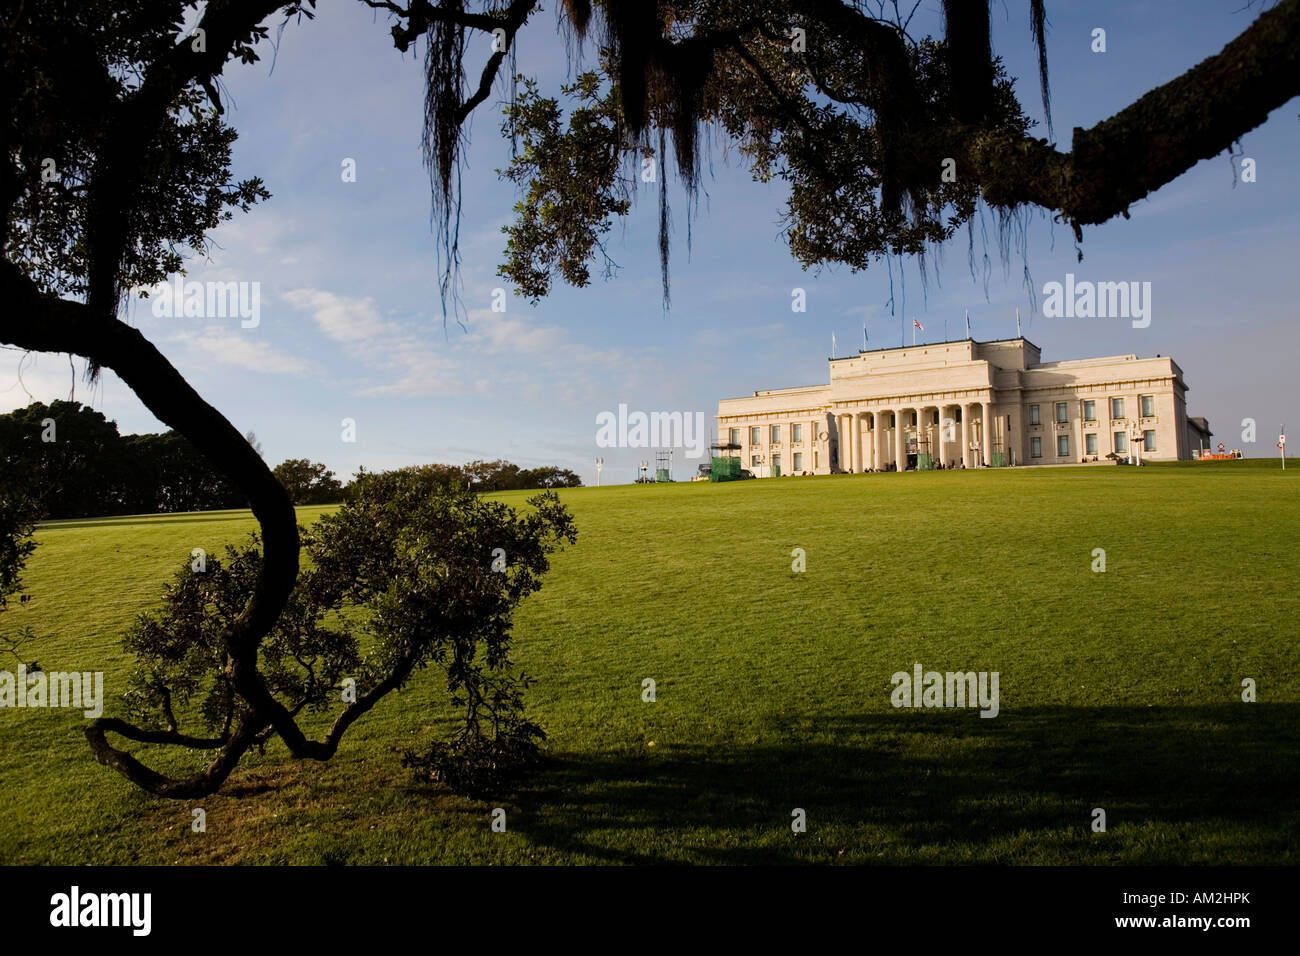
[2,460,1298,865]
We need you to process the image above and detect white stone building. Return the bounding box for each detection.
[716,338,1209,475]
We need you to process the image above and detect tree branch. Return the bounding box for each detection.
[0,259,299,797]
[86,0,309,316]
[913,0,1299,232]
[1062,0,1300,224]
[454,0,537,125]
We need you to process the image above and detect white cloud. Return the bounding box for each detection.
[355,345,464,398]
[281,289,634,402]
[463,307,627,368]
[0,350,80,407]
[206,212,301,259]
[173,326,313,376]
[284,287,466,396]
[469,308,568,353]
[0,351,161,431]
[283,288,387,342]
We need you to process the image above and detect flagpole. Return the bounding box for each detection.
[965,309,971,340]
[1016,307,1022,338]
[912,318,916,346]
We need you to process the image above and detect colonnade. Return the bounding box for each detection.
[833,400,1000,472]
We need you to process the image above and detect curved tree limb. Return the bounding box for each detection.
[826,0,1300,228]
[1,266,444,789]
[1061,0,1300,225]
[86,0,316,335]
[1,1,331,797]
[0,260,298,797]
[1,257,443,789]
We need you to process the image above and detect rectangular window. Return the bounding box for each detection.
[729,428,740,446]
[792,423,803,443]
[751,455,760,467]
[793,452,803,471]
[1144,430,1156,452]
[750,426,760,445]
[1057,434,1070,457]
[1086,433,1098,455]
[1140,394,1155,418]
[1055,402,1068,424]
[1083,400,1096,422]
[1114,431,1127,453]
[1030,437,1042,458]
[1111,397,1125,420]
[813,451,819,469]
[770,424,781,443]
[1029,404,1041,425]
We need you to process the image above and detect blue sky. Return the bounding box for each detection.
[9,0,1299,484]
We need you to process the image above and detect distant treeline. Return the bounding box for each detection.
[1,402,580,519]
[398,460,583,492]
[2,401,246,518]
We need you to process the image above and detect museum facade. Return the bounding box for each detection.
[716,338,1210,475]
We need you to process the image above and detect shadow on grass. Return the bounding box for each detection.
[518,705,1300,864]
[38,514,257,531]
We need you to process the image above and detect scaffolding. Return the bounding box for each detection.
[709,442,743,481]
[916,420,935,471]
[655,449,673,483]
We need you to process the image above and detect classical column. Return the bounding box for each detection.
[841,415,848,472]
[863,413,874,471]
[916,406,928,466]
[914,406,924,466]
[936,404,948,467]
[1074,398,1084,463]
[872,413,881,471]
[853,414,862,472]
[880,410,889,470]
[895,408,907,471]
[879,413,886,470]
[983,400,994,466]
[853,412,865,473]
[835,414,844,472]
[924,406,935,466]
[1006,402,1021,466]
[886,410,895,469]
[952,404,961,467]
[838,414,847,472]
[961,404,972,468]
[880,410,888,470]
[950,405,959,467]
